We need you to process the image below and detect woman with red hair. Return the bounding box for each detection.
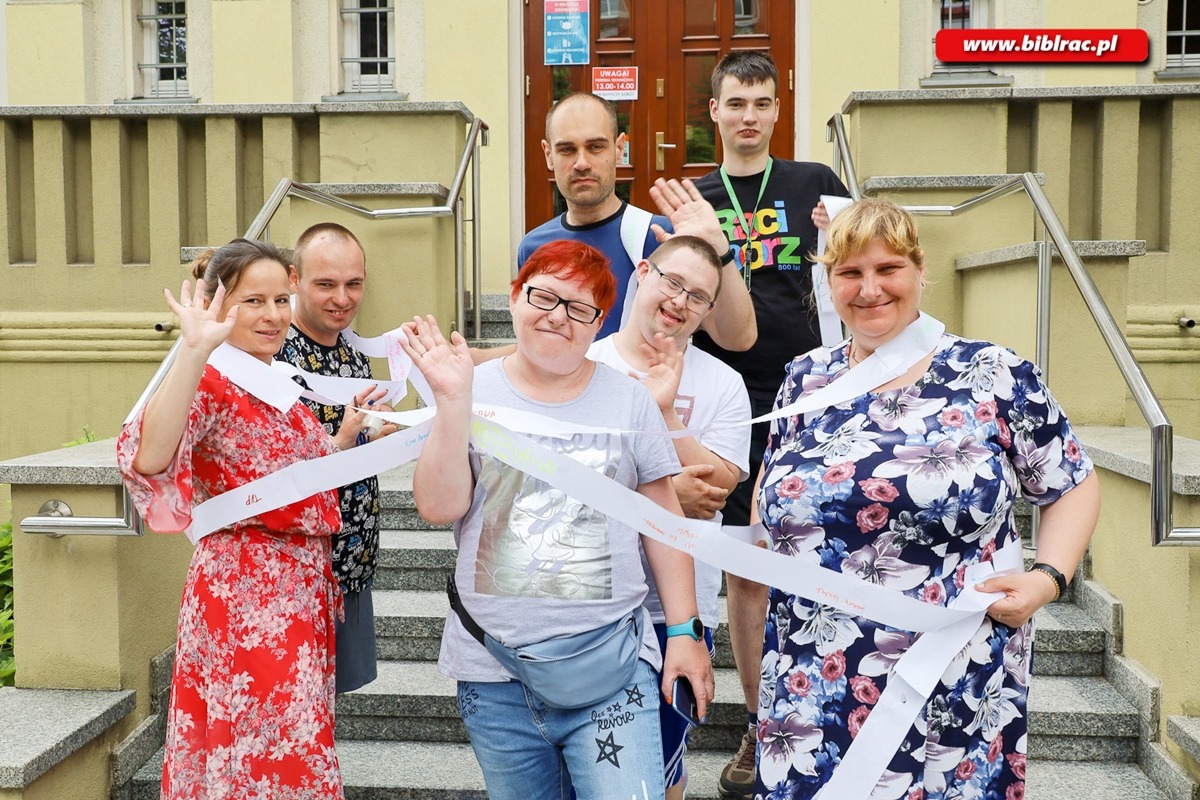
[401,239,714,800]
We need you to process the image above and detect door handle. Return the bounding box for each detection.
[655,132,676,171]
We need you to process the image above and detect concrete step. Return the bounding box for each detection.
[372,589,742,669]
[1167,715,1200,767]
[131,740,1170,799]
[1027,676,1140,762]
[374,530,456,592]
[370,584,1104,674]
[337,659,1139,762]
[1031,600,1105,676]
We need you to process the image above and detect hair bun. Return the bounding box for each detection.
[191,249,215,282]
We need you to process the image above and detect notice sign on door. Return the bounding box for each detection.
[545,0,590,65]
[592,67,638,101]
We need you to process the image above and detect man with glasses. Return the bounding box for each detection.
[691,50,849,799]
[588,235,751,800]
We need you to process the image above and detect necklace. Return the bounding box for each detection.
[848,342,873,365]
[719,158,773,292]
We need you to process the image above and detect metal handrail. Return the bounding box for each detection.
[21,117,489,537]
[826,113,1199,547]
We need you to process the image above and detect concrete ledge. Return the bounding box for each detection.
[843,83,1200,112]
[1077,426,1200,496]
[1144,737,1200,800]
[1077,577,1124,652]
[0,101,474,122]
[0,687,135,788]
[111,646,175,790]
[863,173,1045,192]
[110,712,166,788]
[1167,718,1200,773]
[1105,651,1162,736]
[149,647,174,708]
[955,240,1146,272]
[299,182,449,202]
[0,437,119,486]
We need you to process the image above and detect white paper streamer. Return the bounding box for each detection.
[814,194,856,348]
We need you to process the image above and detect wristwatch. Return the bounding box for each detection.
[666,616,705,641]
[719,247,737,266]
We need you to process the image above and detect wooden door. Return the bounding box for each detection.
[524,0,795,228]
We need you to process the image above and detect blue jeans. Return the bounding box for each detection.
[458,659,667,800]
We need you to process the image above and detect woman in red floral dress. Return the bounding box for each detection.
[119,239,378,799]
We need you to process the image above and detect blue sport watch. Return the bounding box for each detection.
[665,616,704,641]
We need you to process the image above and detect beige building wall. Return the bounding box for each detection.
[212,0,296,102]
[6,3,89,105]
[421,0,515,294]
[1088,470,1200,768]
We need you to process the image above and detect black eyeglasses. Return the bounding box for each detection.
[523,284,603,324]
[648,262,715,313]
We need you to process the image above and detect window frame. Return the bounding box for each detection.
[1166,0,1200,69]
[340,0,398,95]
[921,0,1012,87]
[136,0,189,100]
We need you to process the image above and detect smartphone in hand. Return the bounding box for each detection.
[668,676,699,727]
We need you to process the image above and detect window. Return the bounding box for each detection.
[931,0,987,73]
[734,0,762,34]
[341,0,396,93]
[922,0,1010,86]
[138,1,188,98]
[1167,0,1200,68]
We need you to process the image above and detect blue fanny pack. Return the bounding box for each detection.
[448,576,643,709]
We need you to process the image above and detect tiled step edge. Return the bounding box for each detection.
[955,239,1145,272]
[1075,567,1200,800]
[111,646,175,789]
[0,686,136,789]
[131,740,1173,800]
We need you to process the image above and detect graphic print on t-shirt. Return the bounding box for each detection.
[713,201,807,273]
[474,431,621,600]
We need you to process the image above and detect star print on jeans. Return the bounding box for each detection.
[624,685,645,709]
[595,731,624,768]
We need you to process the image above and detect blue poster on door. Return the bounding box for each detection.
[545,0,590,65]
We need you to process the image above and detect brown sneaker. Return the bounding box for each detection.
[718,728,756,799]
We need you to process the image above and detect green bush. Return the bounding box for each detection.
[1,516,13,686]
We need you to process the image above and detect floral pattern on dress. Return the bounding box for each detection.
[754,334,1093,800]
[117,365,344,800]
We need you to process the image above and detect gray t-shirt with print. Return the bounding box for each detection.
[438,358,682,683]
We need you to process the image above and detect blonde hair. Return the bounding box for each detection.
[813,198,924,271]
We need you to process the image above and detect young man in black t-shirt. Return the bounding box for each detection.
[690,50,849,800]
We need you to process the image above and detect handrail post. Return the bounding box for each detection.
[472,132,484,340]
[1035,237,1052,377]
[826,114,862,201]
[455,194,466,337]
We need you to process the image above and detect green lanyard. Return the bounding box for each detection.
[719,157,773,292]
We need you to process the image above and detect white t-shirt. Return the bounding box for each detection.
[438,359,682,683]
[588,335,752,628]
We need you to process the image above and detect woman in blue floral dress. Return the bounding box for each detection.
[753,199,1100,800]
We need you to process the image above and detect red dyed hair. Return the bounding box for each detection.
[510,239,618,318]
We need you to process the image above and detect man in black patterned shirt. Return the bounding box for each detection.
[277,222,394,693]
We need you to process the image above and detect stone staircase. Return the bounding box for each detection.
[126,461,1179,798]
